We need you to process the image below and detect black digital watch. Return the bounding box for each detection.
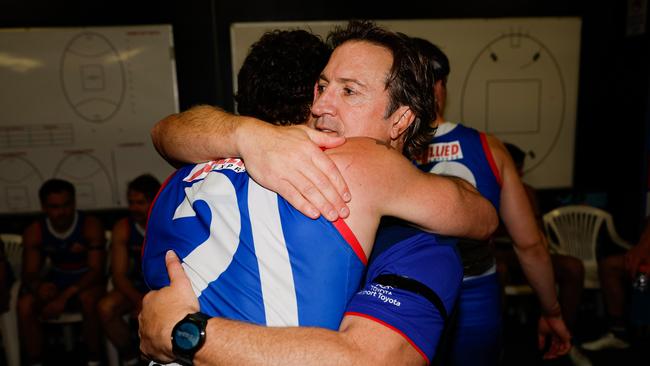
[171,312,210,366]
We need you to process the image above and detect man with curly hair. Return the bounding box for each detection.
[235,29,330,126]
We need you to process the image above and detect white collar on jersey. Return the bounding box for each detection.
[434,121,459,137]
[46,211,79,240]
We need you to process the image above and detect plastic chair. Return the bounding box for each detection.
[543,205,632,289]
[0,233,22,366]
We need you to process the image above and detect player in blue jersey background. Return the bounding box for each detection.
[411,37,571,365]
[99,174,160,366]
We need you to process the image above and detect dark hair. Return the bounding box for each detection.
[504,142,526,170]
[235,29,331,125]
[128,174,161,202]
[39,178,75,204]
[326,20,436,158]
[411,37,450,84]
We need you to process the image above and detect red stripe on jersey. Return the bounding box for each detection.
[344,311,429,364]
[332,219,367,266]
[142,170,178,259]
[479,133,502,187]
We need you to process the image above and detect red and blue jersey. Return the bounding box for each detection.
[416,122,505,365]
[40,211,89,275]
[347,224,462,363]
[415,122,501,210]
[142,159,366,330]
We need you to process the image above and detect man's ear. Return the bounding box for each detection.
[390,106,414,140]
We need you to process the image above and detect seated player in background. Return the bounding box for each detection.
[0,237,14,313]
[18,178,106,366]
[98,174,160,366]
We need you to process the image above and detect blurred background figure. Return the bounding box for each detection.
[17,179,106,366]
[581,219,650,351]
[411,38,571,365]
[0,237,14,314]
[497,142,589,365]
[98,174,160,366]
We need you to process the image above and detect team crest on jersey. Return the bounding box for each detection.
[416,141,463,163]
[184,158,246,182]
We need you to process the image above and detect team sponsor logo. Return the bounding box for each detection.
[416,141,463,164]
[184,158,246,182]
[358,283,401,307]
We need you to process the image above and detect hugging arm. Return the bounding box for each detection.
[140,251,430,366]
[369,145,498,240]
[151,105,350,221]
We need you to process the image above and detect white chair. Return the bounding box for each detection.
[0,233,23,366]
[543,205,632,289]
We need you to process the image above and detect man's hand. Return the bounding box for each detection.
[152,106,351,221]
[37,282,62,319]
[537,314,572,359]
[139,250,200,363]
[238,123,350,221]
[624,242,650,279]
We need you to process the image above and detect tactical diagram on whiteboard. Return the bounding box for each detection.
[0,25,178,213]
[460,32,566,173]
[53,152,115,208]
[61,32,126,123]
[0,156,42,212]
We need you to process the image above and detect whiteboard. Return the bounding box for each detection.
[0,25,178,212]
[231,18,581,188]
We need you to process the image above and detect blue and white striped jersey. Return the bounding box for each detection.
[143,159,366,330]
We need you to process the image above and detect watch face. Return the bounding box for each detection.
[173,322,202,351]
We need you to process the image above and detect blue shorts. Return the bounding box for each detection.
[448,272,502,366]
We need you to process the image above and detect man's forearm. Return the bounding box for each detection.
[151,105,260,166]
[194,318,381,366]
[515,241,560,315]
[140,252,423,366]
[434,176,498,240]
